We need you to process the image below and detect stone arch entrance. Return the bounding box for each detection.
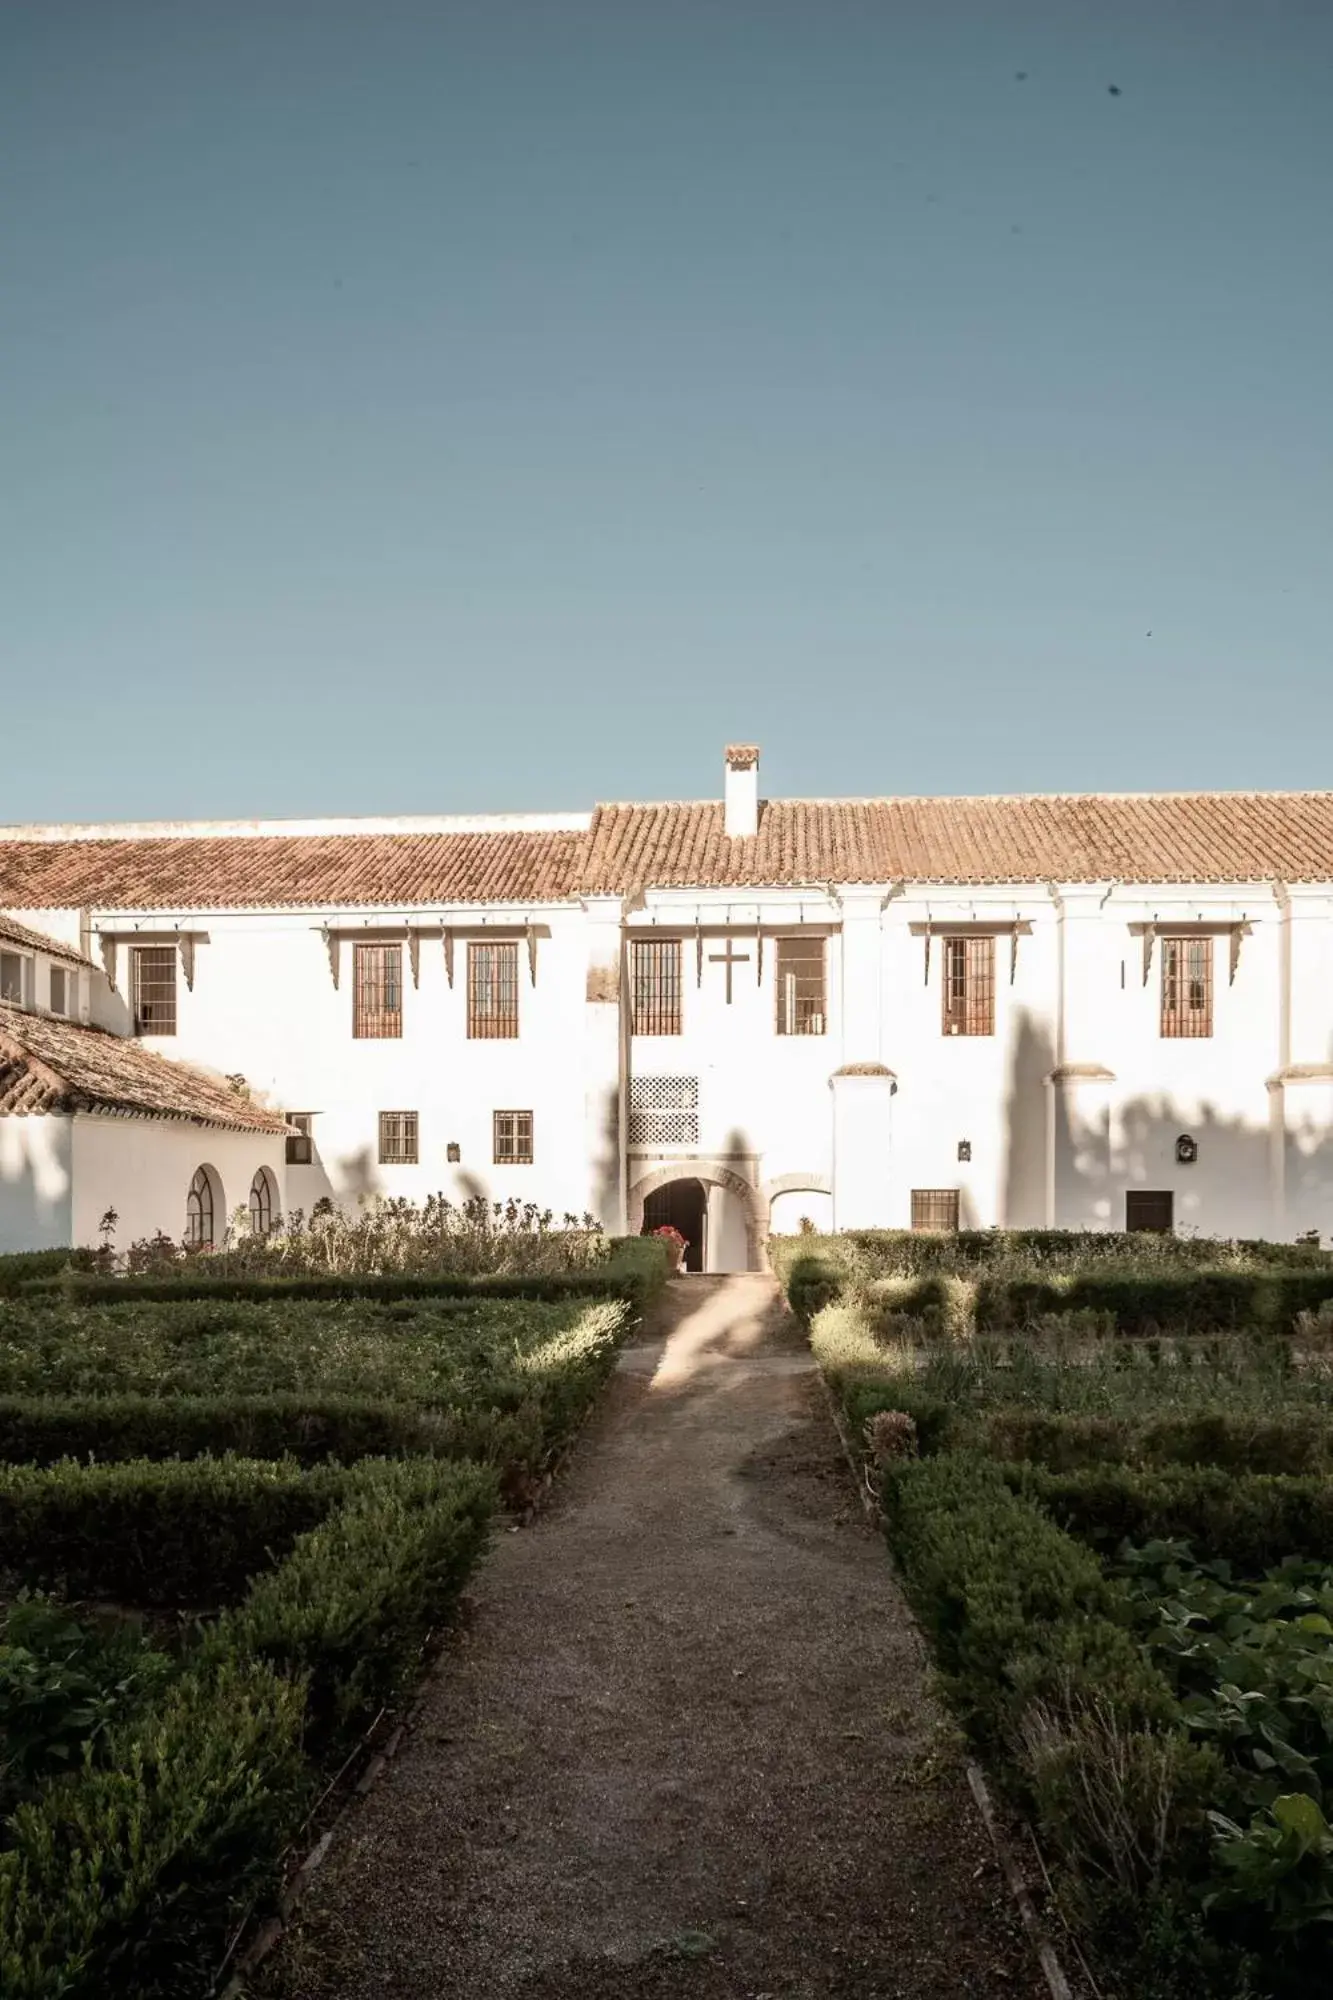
[760,1172,833,1239]
[628,1162,763,1273]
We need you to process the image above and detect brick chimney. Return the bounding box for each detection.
[724,744,759,839]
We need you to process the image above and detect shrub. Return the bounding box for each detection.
[211,1457,497,1748]
[1012,1464,1333,1575]
[0,1655,306,1999]
[0,1249,97,1297]
[0,1456,348,1606]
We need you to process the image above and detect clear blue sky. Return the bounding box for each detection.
[4,1,1331,821]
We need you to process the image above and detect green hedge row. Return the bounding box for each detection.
[0,1456,498,1997]
[0,1248,97,1296]
[1011,1462,1333,1575]
[772,1229,1331,1281]
[32,1235,670,1313]
[782,1251,1333,1337]
[0,1455,349,1606]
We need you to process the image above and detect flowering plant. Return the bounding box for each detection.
[650,1224,688,1263]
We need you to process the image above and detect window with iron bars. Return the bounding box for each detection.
[468,942,519,1039]
[131,945,177,1036]
[1161,937,1213,1038]
[378,1111,418,1164]
[353,944,403,1039]
[630,938,682,1036]
[493,1109,534,1165]
[942,935,994,1036]
[775,936,826,1035]
[911,1188,960,1232]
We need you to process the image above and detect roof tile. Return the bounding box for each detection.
[0,1005,289,1131]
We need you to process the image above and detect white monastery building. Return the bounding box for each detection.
[4,745,1333,1268]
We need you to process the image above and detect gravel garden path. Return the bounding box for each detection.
[265,1275,1042,2000]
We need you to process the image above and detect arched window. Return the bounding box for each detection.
[249,1168,276,1236]
[186,1166,216,1249]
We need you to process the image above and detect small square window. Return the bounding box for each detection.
[911,1189,960,1232]
[493,1110,534,1165]
[49,967,68,1016]
[1,951,27,1006]
[1126,1190,1174,1234]
[378,1111,419,1164]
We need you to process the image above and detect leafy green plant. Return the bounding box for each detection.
[0,1594,172,1816]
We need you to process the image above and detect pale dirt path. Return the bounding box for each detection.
[265,1276,1041,2000]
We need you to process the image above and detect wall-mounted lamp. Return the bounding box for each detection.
[446,1142,461,1164]
[1175,1134,1198,1166]
[957,1139,972,1163]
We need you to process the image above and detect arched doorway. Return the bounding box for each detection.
[642,1179,707,1272]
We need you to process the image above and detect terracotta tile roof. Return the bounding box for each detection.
[0,1004,289,1131]
[0,831,586,912]
[3,792,1333,910]
[0,914,95,968]
[581,794,1333,890]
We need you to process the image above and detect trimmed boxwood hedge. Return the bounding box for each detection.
[36,1234,670,1314]
[0,1455,349,1606]
[1010,1461,1333,1575]
[0,1455,498,1998]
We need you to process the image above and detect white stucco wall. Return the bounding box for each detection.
[1,860,1328,1257]
[70,1117,287,1252]
[0,1116,73,1251]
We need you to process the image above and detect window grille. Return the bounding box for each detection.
[249,1170,275,1235]
[1161,936,1213,1038]
[1126,1189,1174,1234]
[186,1167,215,1248]
[493,1109,534,1165]
[628,1074,699,1147]
[378,1110,419,1164]
[132,945,177,1036]
[468,942,519,1038]
[630,938,682,1036]
[775,937,826,1035]
[942,936,994,1036]
[49,967,68,1015]
[0,952,24,1006]
[285,1114,314,1166]
[353,944,403,1039]
[911,1188,960,1233]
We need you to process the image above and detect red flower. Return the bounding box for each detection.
[651,1224,687,1250]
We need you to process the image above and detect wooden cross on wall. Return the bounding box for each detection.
[709,936,751,1003]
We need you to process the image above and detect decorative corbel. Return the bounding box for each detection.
[409,931,421,990]
[1230,922,1250,986]
[755,919,763,984]
[100,934,118,992]
[1010,925,1019,986]
[695,918,704,988]
[1142,922,1156,989]
[322,926,340,991]
[526,923,538,986]
[177,930,195,992]
[923,917,932,986]
[443,927,454,988]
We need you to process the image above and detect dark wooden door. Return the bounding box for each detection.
[642,1180,707,1271]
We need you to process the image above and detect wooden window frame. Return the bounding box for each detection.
[942,935,994,1037]
[353,943,403,1039]
[1126,1189,1174,1234]
[1160,936,1213,1038]
[378,1110,419,1165]
[630,938,682,1036]
[0,951,26,1007]
[186,1167,215,1248]
[285,1114,314,1166]
[468,941,520,1039]
[911,1188,960,1233]
[775,936,826,1036]
[249,1170,275,1235]
[493,1109,534,1165]
[131,944,177,1037]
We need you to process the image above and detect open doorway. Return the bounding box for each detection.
[642,1179,707,1272]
